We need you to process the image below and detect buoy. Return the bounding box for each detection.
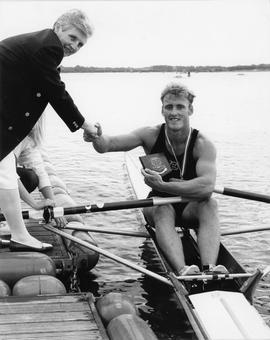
[0,279,11,297]
[107,314,158,340]
[96,292,137,325]
[0,252,56,286]
[12,275,66,296]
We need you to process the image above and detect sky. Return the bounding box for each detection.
[0,0,269,68]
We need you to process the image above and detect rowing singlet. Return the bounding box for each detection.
[148,124,198,197]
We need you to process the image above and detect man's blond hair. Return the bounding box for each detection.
[161,82,195,104]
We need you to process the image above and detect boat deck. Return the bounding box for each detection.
[0,221,73,274]
[0,293,108,340]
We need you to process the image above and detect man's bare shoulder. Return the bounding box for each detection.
[134,124,162,151]
[194,131,216,158]
[134,124,161,137]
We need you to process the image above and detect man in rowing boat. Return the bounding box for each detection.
[85,82,227,276]
[0,9,98,251]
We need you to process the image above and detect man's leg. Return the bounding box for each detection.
[143,203,186,274]
[182,198,220,267]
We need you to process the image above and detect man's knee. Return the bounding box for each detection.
[184,197,218,220]
[195,198,219,226]
[143,204,175,226]
[199,197,218,212]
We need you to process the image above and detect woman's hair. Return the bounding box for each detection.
[28,115,46,147]
[53,9,94,38]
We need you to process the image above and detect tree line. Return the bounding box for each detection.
[61,64,270,73]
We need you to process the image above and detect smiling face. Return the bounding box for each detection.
[162,93,193,131]
[54,24,87,57]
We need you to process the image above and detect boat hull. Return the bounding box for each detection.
[124,151,270,339]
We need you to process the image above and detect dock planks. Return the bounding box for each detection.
[0,293,109,340]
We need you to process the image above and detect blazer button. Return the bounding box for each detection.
[25,112,30,117]
[8,126,13,131]
[36,92,41,97]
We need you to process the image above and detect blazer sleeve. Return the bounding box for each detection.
[30,44,85,132]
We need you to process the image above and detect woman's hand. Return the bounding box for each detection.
[53,216,68,228]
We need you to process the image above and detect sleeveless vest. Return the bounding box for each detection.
[149,124,198,196]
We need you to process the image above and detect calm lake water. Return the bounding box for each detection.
[44,71,270,339]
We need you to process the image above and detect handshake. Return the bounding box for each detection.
[82,121,102,142]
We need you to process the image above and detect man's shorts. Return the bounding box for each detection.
[0,152,18,189]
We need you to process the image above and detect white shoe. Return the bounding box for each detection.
[0,221,10,234]
[179,265,201,276]
[212,264,229,274]
[203,264,229,274]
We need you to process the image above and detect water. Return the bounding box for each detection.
[44,71,270,338]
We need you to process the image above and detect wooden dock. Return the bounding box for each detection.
[0,293,109,340]
[0,221,73,274]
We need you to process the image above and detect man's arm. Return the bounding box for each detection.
[85,123,146,153]
[142,135,217,199]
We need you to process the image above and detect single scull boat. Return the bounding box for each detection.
[125,151,270,340]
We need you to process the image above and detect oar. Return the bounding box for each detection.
[63,225,149,238]
[214,186,270,203]
[222,226,270,236]
[65,224,270,237]
[0,185,269,223]
[0,196,187,222]
[43,224,173,287]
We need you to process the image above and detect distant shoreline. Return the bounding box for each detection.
[61,64,270,73]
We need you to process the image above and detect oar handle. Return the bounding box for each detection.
[0,196,185,222]
[214,186,270,203]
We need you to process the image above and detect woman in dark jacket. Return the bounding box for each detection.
[0,9,97,251]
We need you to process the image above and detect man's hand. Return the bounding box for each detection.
[94,123,102,139]
[141,168,163,190]
[82,121,99,142]
[169,178,183,183]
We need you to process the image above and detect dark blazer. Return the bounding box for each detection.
[0,29,85,160]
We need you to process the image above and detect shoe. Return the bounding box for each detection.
[0,221,10,234]
[179,265,201,276]
[9,240,53,252]
[212,265,229,274]
[203,264,229,274]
